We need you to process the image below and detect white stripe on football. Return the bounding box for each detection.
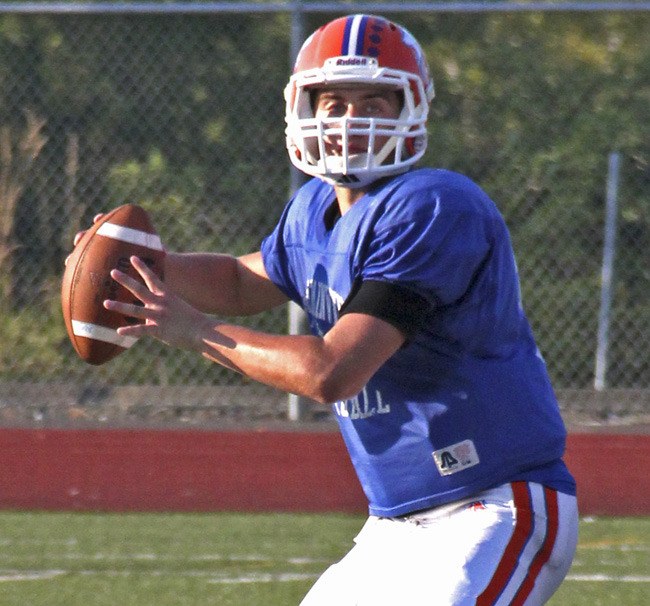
[96,222,164,251]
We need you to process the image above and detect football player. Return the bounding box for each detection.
[100,14,578,605]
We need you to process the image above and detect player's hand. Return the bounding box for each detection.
[103,255,213,352]
[65,213,105,266]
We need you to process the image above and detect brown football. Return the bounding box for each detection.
[61,204,165,365]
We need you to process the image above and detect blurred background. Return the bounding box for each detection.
[0,1,648,429]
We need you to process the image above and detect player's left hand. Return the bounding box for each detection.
[104,255,212,352]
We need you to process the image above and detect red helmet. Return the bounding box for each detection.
[284,14,435,188]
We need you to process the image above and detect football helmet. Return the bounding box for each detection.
[285,14,435,188]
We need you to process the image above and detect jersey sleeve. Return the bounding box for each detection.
[358,187,493,307]
[260,203,302,304]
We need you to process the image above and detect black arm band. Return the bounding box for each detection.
[339,279,431,340]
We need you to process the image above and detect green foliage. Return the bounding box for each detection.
[0,290,67,381]
[107,148,210,250]
[1,10,648,388]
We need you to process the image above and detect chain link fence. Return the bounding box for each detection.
[0,2,648,428]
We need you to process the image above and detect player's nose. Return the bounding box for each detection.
[345,102,359,118]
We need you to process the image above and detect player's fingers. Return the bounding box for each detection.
[115,323,150,339]
[72,214,104,247]
[109,268,157,303]
[103,298,152,321]
[129,255,164,294]
[72,230,86,247]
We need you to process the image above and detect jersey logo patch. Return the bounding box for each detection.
[432,439,480,476]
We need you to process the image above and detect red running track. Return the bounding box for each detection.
[0,429,647,515]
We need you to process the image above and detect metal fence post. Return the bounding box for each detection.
[287,0,310,421]
[594,151,621,391]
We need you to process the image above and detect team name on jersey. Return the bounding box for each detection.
[304,278,345,336]
[334,385,391,420]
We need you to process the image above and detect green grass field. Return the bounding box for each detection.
[0,512,647,605]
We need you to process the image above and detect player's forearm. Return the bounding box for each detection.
[108,258,404,403]
[196,323,364,405]
[164,252,288,316]
[163,252,247,315]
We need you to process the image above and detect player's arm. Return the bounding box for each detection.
[197,311,405,404]
[71,216,288,317]
[105,258,413,404]
[164,251,289,316]
[192,277,427,403]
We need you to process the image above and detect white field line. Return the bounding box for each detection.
[0,570,67,582]
[566,574,650,583]
[207,572,319,584]
[579,544,650,552]
[0,568,320,584]
[0,551,329,564]
[1,568,649,585]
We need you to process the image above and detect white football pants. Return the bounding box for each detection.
[300,482,578,606]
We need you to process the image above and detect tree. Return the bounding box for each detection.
[0,109,47,305]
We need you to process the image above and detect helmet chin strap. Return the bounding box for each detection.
[317,153,409,189]
[327,172,378,189]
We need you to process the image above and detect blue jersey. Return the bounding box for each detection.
[261,169,576,517]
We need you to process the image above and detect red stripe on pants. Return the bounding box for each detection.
[511,487,560,605]
[476,482,533,606]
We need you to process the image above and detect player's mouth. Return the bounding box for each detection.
[327,140,368,156]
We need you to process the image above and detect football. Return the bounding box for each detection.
[61,204,165,365]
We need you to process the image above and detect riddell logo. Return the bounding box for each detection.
[336,57,369,66]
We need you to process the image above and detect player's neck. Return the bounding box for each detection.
[334,186,368,215]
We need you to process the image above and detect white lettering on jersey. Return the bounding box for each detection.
[304,279,344,335]
[334,386,391,420]
[302,279,392,420]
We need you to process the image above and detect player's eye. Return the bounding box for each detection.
[315,93,399,119]
[317,100,345,117]
[362,95,400,116]
[360,100,383,115]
